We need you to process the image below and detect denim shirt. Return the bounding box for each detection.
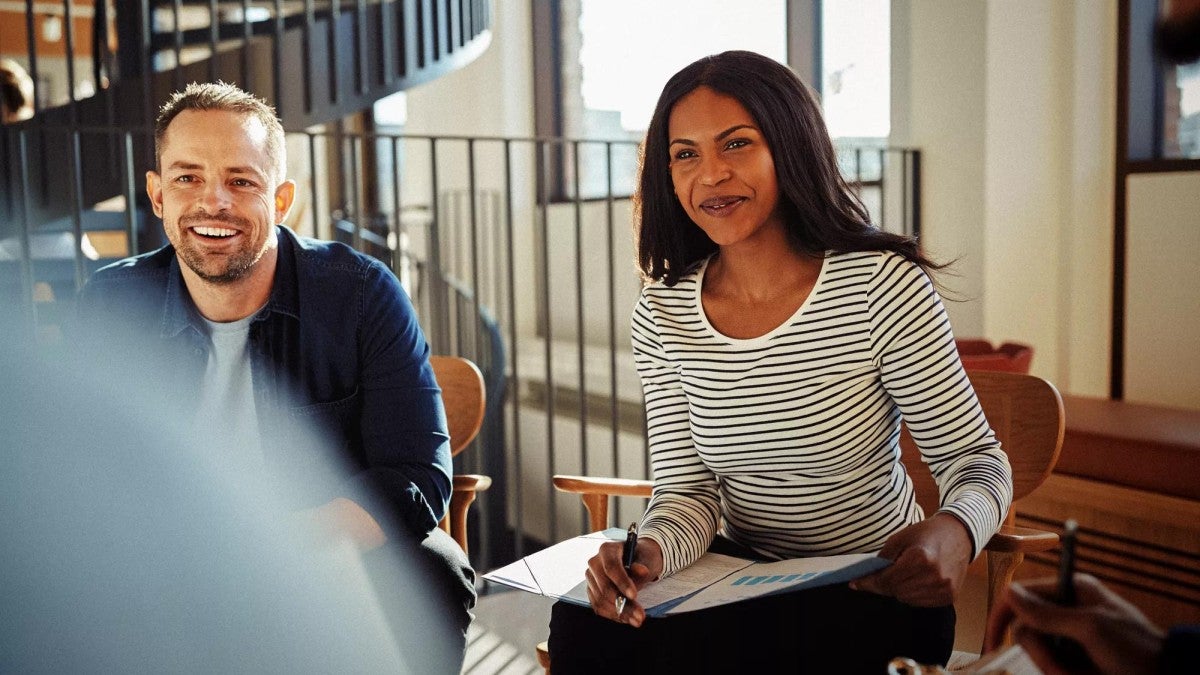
[74,226,452,537]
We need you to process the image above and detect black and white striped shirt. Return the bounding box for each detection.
[633,250,1013,577]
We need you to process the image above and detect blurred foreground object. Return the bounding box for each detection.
[0,332,455,673]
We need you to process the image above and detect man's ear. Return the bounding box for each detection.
[274,179,297,224]
[146,170,165,218]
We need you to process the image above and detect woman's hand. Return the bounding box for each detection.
[584,537,664,627]
[985,574,1165,675]
[850,512,973,607]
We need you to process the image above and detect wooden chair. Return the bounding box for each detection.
[955,338,1034,374]
[428,355,491,554]
[534,370,1065,671]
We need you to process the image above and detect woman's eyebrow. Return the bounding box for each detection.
[669,124,759,148]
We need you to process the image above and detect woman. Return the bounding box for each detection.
[547,51,1013,673]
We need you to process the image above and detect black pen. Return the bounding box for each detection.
[1056,519,1078,605]
[1050,519,1090,668]
[615,522,637,616]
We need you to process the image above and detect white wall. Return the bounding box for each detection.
[404,2,534,138]
[890,0,988,337]
[893,0,1116,398]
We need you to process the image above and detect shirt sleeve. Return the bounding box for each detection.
[1160,625,1200,675]
[867,253,1013,559]
[345,260,453,537]
[631,289,722,577]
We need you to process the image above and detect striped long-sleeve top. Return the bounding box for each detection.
[633,250,1013,578]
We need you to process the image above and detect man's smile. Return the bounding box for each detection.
[192,225,239,238]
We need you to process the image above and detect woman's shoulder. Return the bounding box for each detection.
[824,248,926,278]
[639,258,707,301]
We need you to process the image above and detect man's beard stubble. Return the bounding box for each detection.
[175,211,265,284]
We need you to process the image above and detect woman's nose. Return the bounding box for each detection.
[698,156,732,186]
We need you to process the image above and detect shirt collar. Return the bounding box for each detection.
[158,225,300,337]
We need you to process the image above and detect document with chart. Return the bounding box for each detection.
[483,529,890,617]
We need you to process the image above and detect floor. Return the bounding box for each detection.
[461,583,553,675]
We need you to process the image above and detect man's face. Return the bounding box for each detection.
[147,109,294,285]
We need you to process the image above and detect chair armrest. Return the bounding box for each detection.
[453,473,493,493]
[444,474,492,554]
[552,475,653,498]
[552,475,653,533]
[984,525,1059,553]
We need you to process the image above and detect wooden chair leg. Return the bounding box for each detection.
[984,550,1024,650]
[448,491,477,554]
[581,493,609,533]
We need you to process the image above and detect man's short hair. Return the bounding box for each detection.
[154,82,286,183]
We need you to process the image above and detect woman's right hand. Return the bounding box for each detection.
[584,537,664,627]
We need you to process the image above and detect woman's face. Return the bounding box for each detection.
[667,86,783,249]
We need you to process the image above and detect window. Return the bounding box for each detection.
[537,0,788,200]
[537,0,893,199]
[821,0,890,183]
[1162,62,1200,158]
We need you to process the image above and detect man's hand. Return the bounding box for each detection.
[303,497,388,552]
[985,574,1165,675]
[583,537,664,628]
[850,512,973,607]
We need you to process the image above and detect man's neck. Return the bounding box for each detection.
[180,245,279,323]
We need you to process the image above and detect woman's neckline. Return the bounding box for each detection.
[694,252,828,345]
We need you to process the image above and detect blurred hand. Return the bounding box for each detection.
[584,537,664,628]
[302,497,387,552]
[986,574,1165,675]
[850,512,972,606]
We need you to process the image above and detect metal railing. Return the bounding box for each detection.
[2,117,921,571]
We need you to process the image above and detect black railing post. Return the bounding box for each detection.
[538,139,557,543]
[572,140,587,487]
[503,138,523,557]
[122,132,138,256]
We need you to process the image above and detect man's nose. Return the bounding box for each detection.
[199,180,233,210]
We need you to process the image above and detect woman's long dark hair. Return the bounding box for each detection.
[635,50,944,285]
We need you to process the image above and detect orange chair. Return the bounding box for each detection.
[429,355,491,554]
[956,339,1033,374]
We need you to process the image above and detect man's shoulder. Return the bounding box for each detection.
[284,228,383,276]
[88,246,176,285]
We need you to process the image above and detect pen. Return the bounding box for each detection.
[615,522,637,616]
[1050,519,1089,668]
[1055,519,1077,606]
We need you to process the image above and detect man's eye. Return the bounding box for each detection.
[232,179,252,187]
[175,175,195,183]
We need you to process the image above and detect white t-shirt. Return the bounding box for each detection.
[195,308,264,474]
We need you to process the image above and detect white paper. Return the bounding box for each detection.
[485,531,889,618]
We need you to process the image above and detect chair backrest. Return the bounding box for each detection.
[956,339,1034,374]
[429,355,485,457]
[901,371,1064,520]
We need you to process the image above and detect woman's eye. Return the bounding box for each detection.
[673,149,697,161]
[726,138,750,150]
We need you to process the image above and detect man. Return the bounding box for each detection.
[73,82,474,672]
